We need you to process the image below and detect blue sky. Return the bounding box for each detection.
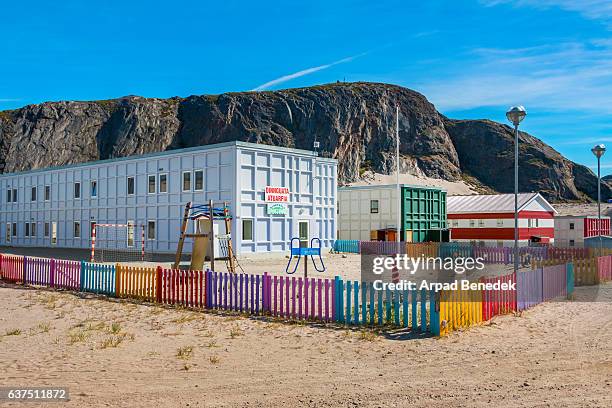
[1,0,611,174]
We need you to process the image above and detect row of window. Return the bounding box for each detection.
[5,221,157,242]
[5,170,206,203]
[448,219,541,228]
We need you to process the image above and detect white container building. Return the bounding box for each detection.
[0,141,337,256]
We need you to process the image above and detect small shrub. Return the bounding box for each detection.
[209,355,220,364]
[176,346,194,360]
[109,323,121,334]
[229,325,243,339]
[5,328,21,336]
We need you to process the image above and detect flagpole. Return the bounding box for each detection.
[396,105,401,245]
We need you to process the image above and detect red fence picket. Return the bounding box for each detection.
[597,255,612,282]
[480,273,517,320]
[0,254,25,283]
[160,268,206,308]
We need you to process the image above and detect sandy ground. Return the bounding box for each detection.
[554,203,612,217]
[0,282,611,407]
[349,172,478,195]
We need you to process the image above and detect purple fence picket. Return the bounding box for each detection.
[54,259,81,290]
[542,264,567,301]
[517,268,543,311]
[24,257,52,286]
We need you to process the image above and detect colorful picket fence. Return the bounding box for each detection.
[0,252,581,339]
[0,254,24,283]
[160,268,206,308]
[439,289,483,336]
[116,264,157,301]
[517,268,543,311]
[54,259,81,290]
[597,255,612,282]
[81,262,115,295]
[333,240,360,254]
[480,273,517,320]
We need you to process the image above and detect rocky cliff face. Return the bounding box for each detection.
[0,82,607,201]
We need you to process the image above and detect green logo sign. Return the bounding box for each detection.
[267,203,288,215]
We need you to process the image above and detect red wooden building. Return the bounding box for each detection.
[447,193,556,246]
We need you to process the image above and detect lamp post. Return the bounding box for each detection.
[591,144,606,254]
[506,106,527,273]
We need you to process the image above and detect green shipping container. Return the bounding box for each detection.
[401,186,447,242]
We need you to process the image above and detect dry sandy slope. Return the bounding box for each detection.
[0,284,611,408]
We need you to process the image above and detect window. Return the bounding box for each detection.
[569,222,575,230]
[12,188,17,202]
[127,220,135,247]
[44,185,50,201]
[127,176,135,195]
[30,222,36,237]
[74,182,81,199]
[182,171,191,191]
[469,219,475,228]
[25,222,30,237]
[31,187,37,201]
[452,219,459,228]
[51,222,57,244]
[148,175,156,194]
[478,219,485,227]
[497,219,503,227]
[370,199,379,214]
[44,222,50,238]
[242,219,253,241]
[12,222,16,237]
[569,239,575,247]
[147,221,156,240]
[159,174,167,193]
[194,170,204,191]
[90,222,96,238]
[497,240,504,248]
[74,221,81,238]
[91,180,98,197]
[6,189,10,203]
[6,223,10,243]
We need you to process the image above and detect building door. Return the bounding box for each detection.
[298,221,309,248]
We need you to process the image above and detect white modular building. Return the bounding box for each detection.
[0,141,337,256]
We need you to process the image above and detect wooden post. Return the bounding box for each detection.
[209,199,215,272]
[223,201,236,273]
[173,202,192,270]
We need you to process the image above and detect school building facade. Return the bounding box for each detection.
[0,141,337,256]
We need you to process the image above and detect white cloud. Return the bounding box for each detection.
[481,0,612,26]
[415,40,612,113]
[251,53,366,91]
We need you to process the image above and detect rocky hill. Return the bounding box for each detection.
[0,82,607,201]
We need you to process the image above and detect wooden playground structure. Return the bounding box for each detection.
[173,200,241,273]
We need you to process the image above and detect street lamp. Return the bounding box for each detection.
[592,144,606,253]
[506,106,527,273]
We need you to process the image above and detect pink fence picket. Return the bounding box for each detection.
[480,273,517,320]
[542,264,567,301]
[54,259,81,290]
[597,256,612,282]
[24,257,52,286]
[160,268,206,308]
[0,254,25,283]
[270,275,333,322]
